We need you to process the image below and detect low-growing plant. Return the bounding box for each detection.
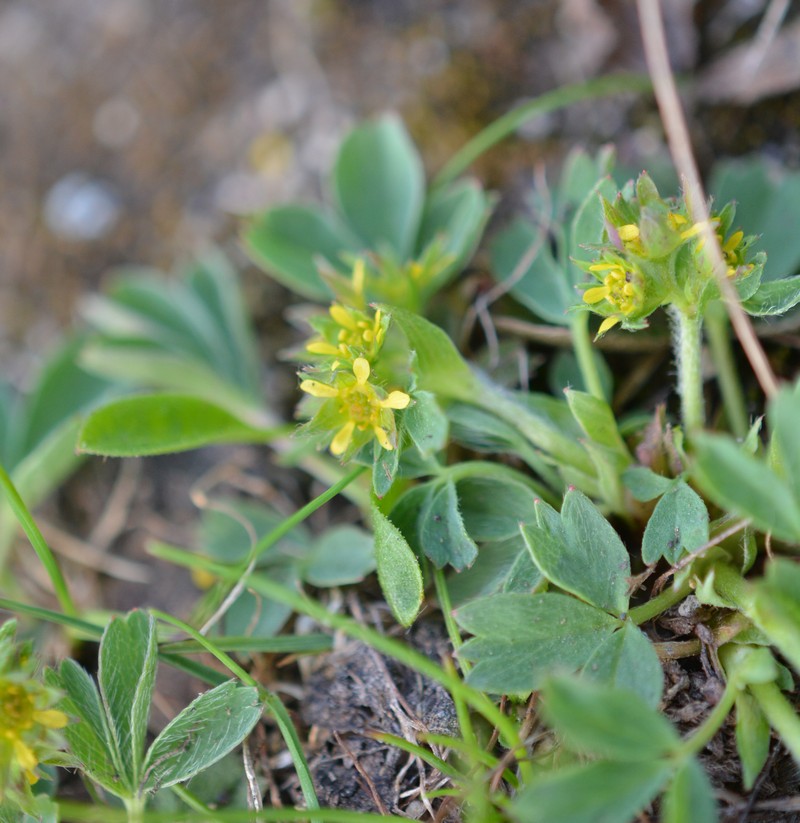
[3,10,800,823]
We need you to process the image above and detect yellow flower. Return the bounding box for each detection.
[305,303,387,365]
[680,220,750,277]
[300,357,410,456]
[0,676,67,789]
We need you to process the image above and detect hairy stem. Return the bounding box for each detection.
[670,305,705,434]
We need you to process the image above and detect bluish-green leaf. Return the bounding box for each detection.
[642,480,709,565]
[404,391,449,457]
[541,675,678,760]
[513,759,672,823]
[768,381,800,500]
[581,622,664,707]
[661,760,718,823]
[419,480,478,570]
[692,433,800,543]
[97,611,158,789]
[53,660,120,795]
[622,466,676,502]
[243,205,357,300]
[742,275,800,316]
[332,117,424,259]
[384,306,478,401]
[457,475,536,541]
[143,681,262,791]
[302,525,375,587]
[457,592,620,694]
[490,220,572,325]
[372,501,423,627]
[416,178,493,289]
[523,489,630,614]
[77,394,276,457]
[734,691,770,790]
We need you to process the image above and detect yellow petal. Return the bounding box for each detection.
[373,425,393,450]
[588,262,619,273]
[353,357,370,385]
[597,316,620,336]
[352,259,365,295]
[13,738,37,772]
[33,709,68,729]
[306,341,341,356]
[329,304,357,329]
[380,391,411,410]
[330,421,355,456]
[618,224,640,241]
[299,379,339,398]
[724,230,743,253]
[582,286,610,305]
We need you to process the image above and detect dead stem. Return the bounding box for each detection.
[636,0,780,399]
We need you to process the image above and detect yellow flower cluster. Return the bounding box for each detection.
[0,623,67,803]
[299,274,411,457]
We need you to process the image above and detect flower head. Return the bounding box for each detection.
[0,622,67,803]
[305,303,388,367]
[299,357,410,457]
[581,256,646,336]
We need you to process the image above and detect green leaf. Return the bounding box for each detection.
[768,381,800,500]
[490,220,572,325]
[97,611,158,789]
[77,394,276,457]
[372,501,423,627]
[734,691,771,790]
[372,436,400,498]
[457,592,620,694]
[142,681,262,791]
[581,622,664,708]
[242,205,356,300]
[750,559,800,674]
[301,525,375,587]
[711,157,800,282]
[417,179,493,290]
[742,275,800,316]
[419,480,478,570]
[447,535,541,606]
[541,675,678,760]
[622,466,676,502]
[661,760,718,823]
[564,389,630,463]
[513,759,672,823]
[404,391,449,457]
[457,475,536,541]
[332,116,424,258]
[642,481,709,565]
[692,433,800,543]
[53,660,120,795]
[384,306,478,400]
[524,490,630,615]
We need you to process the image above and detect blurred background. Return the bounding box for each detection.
[3,0,799,375]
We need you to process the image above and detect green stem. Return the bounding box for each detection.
[705,302,749,438]
[434,568,470,675]
[149,542,528,767]
[0,463,77,616]
[749,681,800,764]
[124,796,145,823]
[677,675,739,758]
[669,306,705,434]
[570,313,605,400]
[433,73,652,188]
[628,579,691,625]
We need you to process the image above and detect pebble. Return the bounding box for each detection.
[43,173,121,241]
